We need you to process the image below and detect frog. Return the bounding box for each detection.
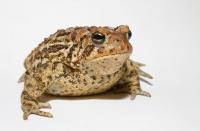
[18,25,153,120]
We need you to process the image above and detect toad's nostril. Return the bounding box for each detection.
[114,38,120,42]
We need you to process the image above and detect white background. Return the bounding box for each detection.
[0,0,199,130]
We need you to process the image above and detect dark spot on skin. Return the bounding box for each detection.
[56,53,62,58]
[83,79,87,86]
[137,76,140,81]
[80,35,87,42]
[37,62,48,69]
[52,62,60,70]
[52,89,57,92]
[127,70,137,77]
[110,49,114,53]
[82,45,95,58]
[68,80,77,84]
[44,38,50,43]
[34,51,43,59]
[90,75,96,80]
[50,39,63,43]
[124,66,128,73]
[47,75,52,81]
[97,47,104,53]
[26,83,32,88]
[83,78,86,82]
[56,29,67,37]
[98,76,104,83]
[79,89,83,91]
[74,27,81,30]
[71,31,77,42]
[62,64,70,77]
[67,44,77,59]
[75,74,80,78]
[136,86,141,90]
[22,91,33,101]
[55,75,62,79]
[92,82,95,84]
[130,61,133,66]
[113,71,119,76]
[114,58,118,60]
[64,38,70,43]
[107,74,111,79]
[114,26,119,31]
[34,75,42,82]
[43,53,49,59]
[44,45,68,53]
[90,69,94,72]
[87,27,91,31]
[25,71,30,75]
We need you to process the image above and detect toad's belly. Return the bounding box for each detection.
[45,69,124,96]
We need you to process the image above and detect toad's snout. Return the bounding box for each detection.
[108,33,133,54]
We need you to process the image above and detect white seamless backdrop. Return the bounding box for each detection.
[0,0,199,131]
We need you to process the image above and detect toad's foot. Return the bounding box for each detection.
[114,85,151,100]
[130,88,151,100]
[22,101,53,120]
[21,91,53,120]
[38,102,52,109]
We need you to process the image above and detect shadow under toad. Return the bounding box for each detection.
[39,89,129,103]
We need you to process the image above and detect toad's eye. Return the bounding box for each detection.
[127,30,132,39]
[92,32,105,44]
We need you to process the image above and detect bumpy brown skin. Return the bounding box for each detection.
[19,25,153,120]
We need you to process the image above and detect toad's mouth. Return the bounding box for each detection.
[88,52,130,61]
[82,53,130,75]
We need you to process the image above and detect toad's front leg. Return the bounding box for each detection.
[117,60,152,100]
[21,73,52,120]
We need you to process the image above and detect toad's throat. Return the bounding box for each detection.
[82,53,130,75]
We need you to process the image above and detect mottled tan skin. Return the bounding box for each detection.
[19,25,153,120]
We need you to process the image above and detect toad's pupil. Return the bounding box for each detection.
[92,32,105,44]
